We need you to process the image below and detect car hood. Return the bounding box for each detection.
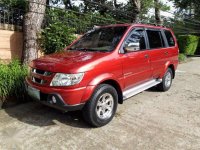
[30,50,109,73]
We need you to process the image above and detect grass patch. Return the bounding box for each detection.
[178,53,187,63]
[0,60,27,106]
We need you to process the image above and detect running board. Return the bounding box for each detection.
[123,79,162,100]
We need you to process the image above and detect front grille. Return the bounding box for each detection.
[31,68,53,85]
[32,68,52,76]
[34,68,45,75]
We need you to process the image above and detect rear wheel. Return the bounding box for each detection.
[157,68,173,91]
[82,84,118,127]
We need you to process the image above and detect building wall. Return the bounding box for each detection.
[0,29,80,61]
[0,30,23,60]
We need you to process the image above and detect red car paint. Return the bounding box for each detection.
[26,24,178,109]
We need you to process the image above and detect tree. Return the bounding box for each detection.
[171,0,200,32]
[173,0,200,19]
[22,0,47,65]
[63,0,72,9]
[154,0,162,25]
[126,0,156,23]
[130,0,141,22]
[0,0,27,27]
[0,0,26,9]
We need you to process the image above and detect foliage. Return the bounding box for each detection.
[87,12,120,26]
[0,60,27,104]
[0,0,26,27]
[172,0,200,28]
[39,9,76,54]
[40,8,123,54]
[0,0,27,9]
[40,22,76,54]
[195,38,200,54]
[178,35,199,55]
[178,53,187,62]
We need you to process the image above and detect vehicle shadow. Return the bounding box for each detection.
[4,101,91,128]
[146,86,159,92]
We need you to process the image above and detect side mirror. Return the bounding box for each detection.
[124,42,140,52]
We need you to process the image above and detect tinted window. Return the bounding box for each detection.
[146,30,165,49]
[70,26,127,52]
[164,30,175,47]
[124,29,146,51]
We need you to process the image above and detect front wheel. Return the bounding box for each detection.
[82,84,118,127]
[157,68,173,91]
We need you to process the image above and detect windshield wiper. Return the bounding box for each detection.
[69,47,110,52]
[70,48,97,51]
[78,48,94,51]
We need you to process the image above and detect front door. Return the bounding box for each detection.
[122,28,152,89]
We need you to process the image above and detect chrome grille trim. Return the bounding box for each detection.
[30,68,52,84]
[32,68,52,76]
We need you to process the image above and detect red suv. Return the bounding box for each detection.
[26,24,179,127]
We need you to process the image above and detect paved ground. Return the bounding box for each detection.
[0,58,200,150]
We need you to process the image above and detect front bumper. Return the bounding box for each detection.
[25,78,86,111]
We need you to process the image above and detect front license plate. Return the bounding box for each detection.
[28,86,40,100]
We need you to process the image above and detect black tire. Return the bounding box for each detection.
[157,68,173,91]
[82,84,118,127]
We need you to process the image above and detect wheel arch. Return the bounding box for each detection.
[81,75,123,104]
[100,79,123,104]
[163,61,175,79]
[168,64,175,79]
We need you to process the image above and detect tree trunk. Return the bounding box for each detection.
[46,0,50,5]
[113,0,120,9]
[63,0,73,9]
[154,0,162,25]
[131,0,141,23]
[83,0,88,12]
[22,0,47,65]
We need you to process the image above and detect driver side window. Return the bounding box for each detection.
[124,29,146,51]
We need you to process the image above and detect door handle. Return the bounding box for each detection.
[144,54,149,58]
[165,51,168,55]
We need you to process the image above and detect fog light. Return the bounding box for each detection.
[52,96,57,104]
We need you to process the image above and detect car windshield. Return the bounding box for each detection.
[69,26,128,52]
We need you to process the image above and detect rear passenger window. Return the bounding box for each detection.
[164,30,175,47]
[146,30,165,49]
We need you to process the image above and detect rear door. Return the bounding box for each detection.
[121,28,152,89]
[145,29,168,78]
[163,29,179,64]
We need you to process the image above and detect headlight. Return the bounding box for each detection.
[50,73,84,86]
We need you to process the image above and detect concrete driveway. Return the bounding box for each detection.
[0,57,200,150]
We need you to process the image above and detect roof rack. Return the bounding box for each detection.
[133,21,166,27]
[145,23,166,28]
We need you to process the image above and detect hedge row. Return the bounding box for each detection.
[196,39,200,55]
[178,35,200,55]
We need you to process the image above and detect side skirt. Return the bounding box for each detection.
[123,79,162,100]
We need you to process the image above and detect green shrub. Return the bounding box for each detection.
[39,22,76,54]
[178,35,199,55]
[39,9,76,54]
[178,53,187,62]
[195,38,200,55]
[0,60,27,104]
